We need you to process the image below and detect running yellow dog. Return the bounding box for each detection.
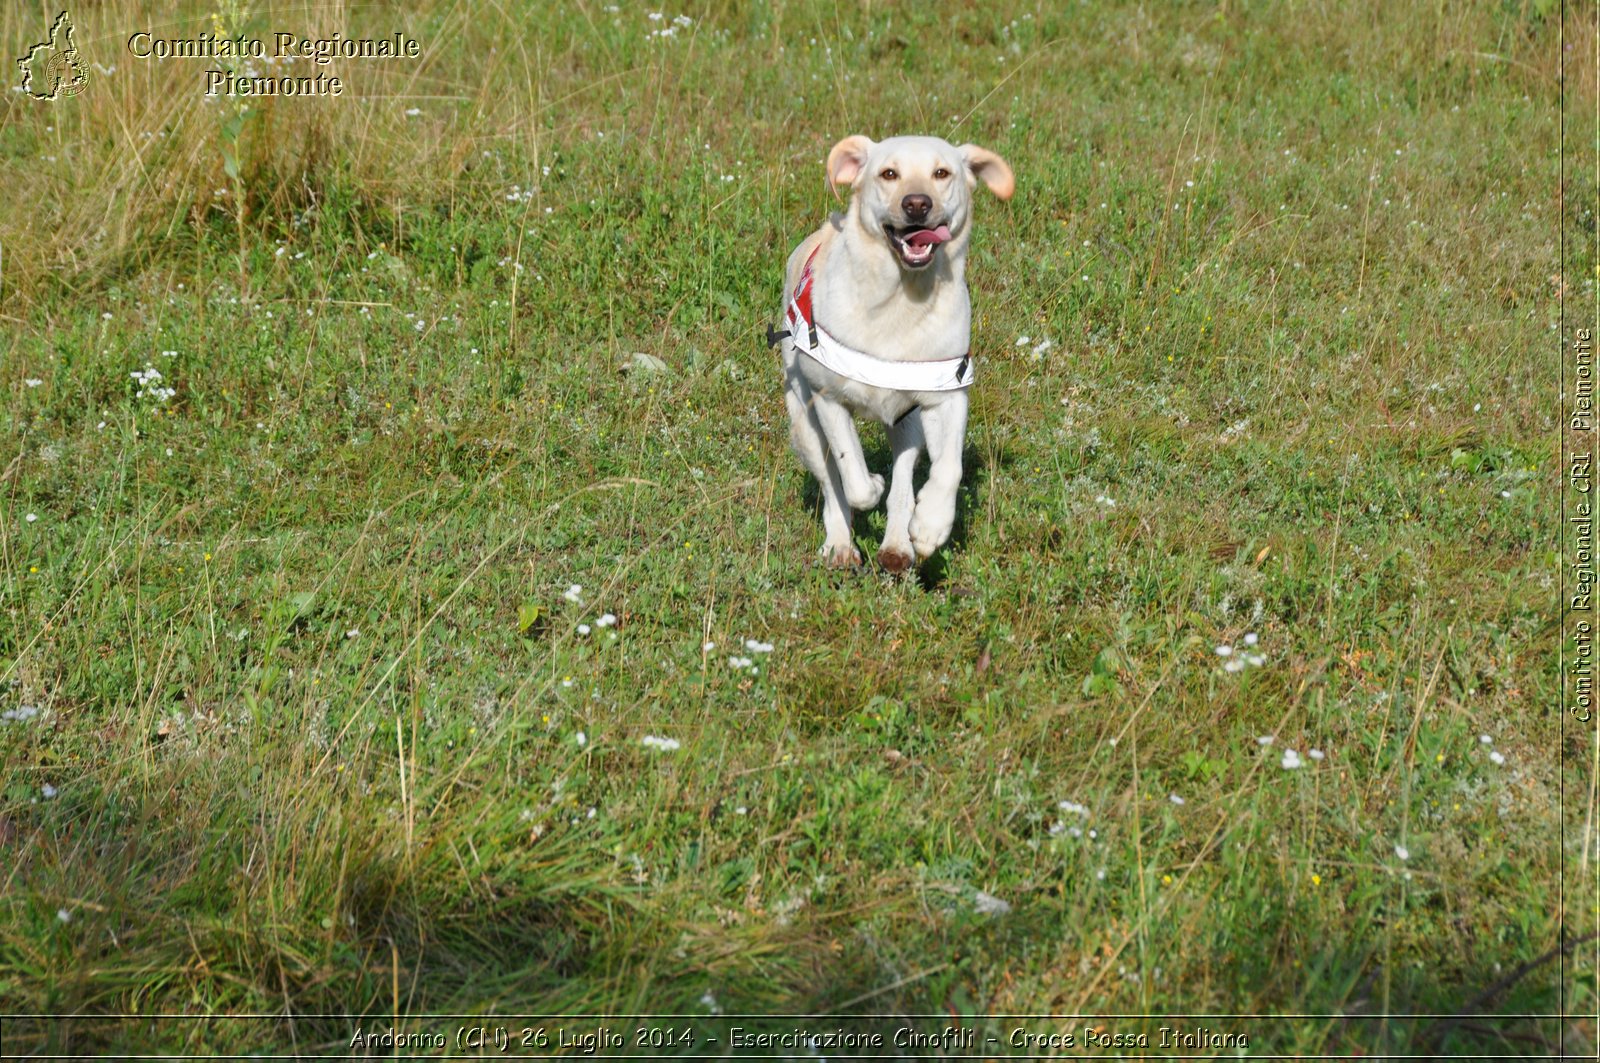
[776,134,1014,571]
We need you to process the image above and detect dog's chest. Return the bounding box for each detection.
[814,278,971,364]
[786,348,948,424]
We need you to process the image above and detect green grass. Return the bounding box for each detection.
[0,0,1589,1056]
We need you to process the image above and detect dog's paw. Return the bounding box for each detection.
[909,508,955,559]
[821,542,863,569]
[845,472,885,512]
[876,546,914,575]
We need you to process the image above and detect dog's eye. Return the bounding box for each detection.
[933,167,951,179]
[879,168,898,181]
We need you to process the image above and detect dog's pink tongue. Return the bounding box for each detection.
[906,225,951,248]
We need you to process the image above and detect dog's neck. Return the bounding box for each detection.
[812,209,971,362]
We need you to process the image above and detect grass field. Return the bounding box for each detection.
[0,0,1592,1056]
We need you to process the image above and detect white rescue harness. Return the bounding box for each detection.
[782,247,973,392]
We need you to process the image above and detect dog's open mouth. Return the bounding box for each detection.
[885,223,951,269]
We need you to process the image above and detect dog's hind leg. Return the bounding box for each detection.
[877,410,923,574]
[784,376,860,568]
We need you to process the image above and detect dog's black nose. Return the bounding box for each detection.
[901,194,932,222]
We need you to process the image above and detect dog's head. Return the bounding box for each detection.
[826,134,1013,272]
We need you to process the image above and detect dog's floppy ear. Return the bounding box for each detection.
[958,144,1015,201]
[826,135,875,201]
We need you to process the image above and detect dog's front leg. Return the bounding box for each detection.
[877,410,923,573]
[909,392,968,559]
[784,375,861,567]
[810,395,885,512]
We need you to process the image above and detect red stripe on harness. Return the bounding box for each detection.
[788,247,820,331]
